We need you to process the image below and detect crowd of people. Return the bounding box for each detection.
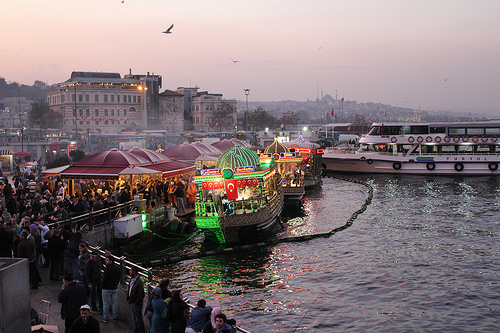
[142,277,236,333]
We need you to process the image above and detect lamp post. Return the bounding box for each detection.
[341,97,344,122]
[74,85,78,140]
[244,89,250,133]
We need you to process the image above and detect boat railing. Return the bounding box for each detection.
[324,147,358,154]
[196,196,267,217]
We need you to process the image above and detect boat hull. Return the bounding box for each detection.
[322,153,500,175]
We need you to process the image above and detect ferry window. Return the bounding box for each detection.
[449,128,466,135]
[368,127,380,135]
[389,126,401,135]
[381,127,390,135]
[430,127,445,134]
[467,128,484,135]
[401,126,411,135]
[485,128,500,135]
[409,126,428,134]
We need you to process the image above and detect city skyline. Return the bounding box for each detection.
[2,0,500,113]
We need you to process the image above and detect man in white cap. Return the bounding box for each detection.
[68,304,100,333]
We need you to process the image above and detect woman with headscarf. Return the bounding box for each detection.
[151,287,170,333]
[167,289,189,333]
[202,307,236,333]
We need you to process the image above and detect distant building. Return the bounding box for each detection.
[47,70,161,133]
[176,87,237,132]
[0,96,31,128]
[159,89,184,133]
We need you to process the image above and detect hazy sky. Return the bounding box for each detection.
[2,0,500,112]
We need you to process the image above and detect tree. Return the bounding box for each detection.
[70,149,86,162]
[247,107,277,131]
[278,111,300,129]
[28,98,63,128]
[209,101,235,132]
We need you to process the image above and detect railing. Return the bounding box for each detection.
[46,201,136,231]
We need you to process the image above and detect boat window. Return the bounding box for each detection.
[401,126,411,135]
[381,127,390,136]
[448,128,466,135]
[430,127,446,134]
[368,126,380,135]
[485,128,500,135]
[389,126,401,135]
[409,126,428,134]
[467,128,484,135]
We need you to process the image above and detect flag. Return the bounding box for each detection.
[224,180,238,200]
[331,108,334,116]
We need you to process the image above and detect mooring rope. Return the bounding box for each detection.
[142,175,373,267]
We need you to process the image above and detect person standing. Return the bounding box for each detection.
[58,274,88,333]
[101,256,120,323]
[86,252,103,314]
[127,266,145,333]
[186,299,212,333]
[17,231,39,289]
[48,229,66,281]
[174,181,186,213]
[0,221,12,257]
[150,287,169,333]
[68,304,100,333]
[186,179,197,209]
[167,289,189,333]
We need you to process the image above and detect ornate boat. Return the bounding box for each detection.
[322,121,500,175]
[260,138,306,201]
[193,145,284,244]
[282,135,324,189]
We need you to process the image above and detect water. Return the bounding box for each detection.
[156,175,500,332]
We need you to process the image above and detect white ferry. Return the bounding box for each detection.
[322,121,500,175]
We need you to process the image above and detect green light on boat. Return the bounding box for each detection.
[222,169,233,179]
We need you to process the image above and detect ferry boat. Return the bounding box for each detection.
[193,145,284,244]
[282,135,324,189]
[322,121,500,175]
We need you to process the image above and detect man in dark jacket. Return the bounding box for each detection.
[17,231,39,289]
[187,299,213,333]
[85,252,103,314]
[127,266,145,333]
[58,274,88,333]
[101,256,120,322]
[68,304,100,333]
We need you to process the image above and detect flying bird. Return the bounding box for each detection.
[162,24,174,34]
[444,78,449,81]
[229,57,239,63]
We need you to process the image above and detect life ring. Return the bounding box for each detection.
[360,156,366,161]
[391,137,397,143]
[454,163,464,172]
[393,162,402,170]
[453,136,460,143]
[426,162,436,171]
[426,136,432,143]
[492,135,498,142]
[417,136,424,143]
[435,136,442,143]
[472,136,479,143]
[408,136,415,143]
[488,163,498,171]
[462,136,469,142]
[444,136,451,143]
[367,159,373,165]
[481,136,488,143]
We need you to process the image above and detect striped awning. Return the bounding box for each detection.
[0,149,13,155]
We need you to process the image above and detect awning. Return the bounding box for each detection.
[119,166,161,175]
[42,165,70,176]
[143,161,196,178]
[0,149,14,155]
[60,166,126,180]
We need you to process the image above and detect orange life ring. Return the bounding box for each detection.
[417,136,424,143]
[435,136,442,143]
[426,136,432,143]
[472,136,479,143]
[391,137,397,143]
[453,136,460,143]
[408,136,415,143]
[444,136,451,143]
[481,136,488,143]
[491,135,498,142]
[462,136,469,142]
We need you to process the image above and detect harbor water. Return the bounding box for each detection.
[157,175,500,332]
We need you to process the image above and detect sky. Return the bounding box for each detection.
[2,0,500,113]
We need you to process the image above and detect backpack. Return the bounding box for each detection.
[162,304,170,320]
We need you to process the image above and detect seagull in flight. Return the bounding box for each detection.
[229,57,239,63]
[162,24,174,34]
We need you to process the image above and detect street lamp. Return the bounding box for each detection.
[341,97,344,122]
[244,89,250,133]
[74,85,78,140]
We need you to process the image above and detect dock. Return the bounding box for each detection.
[30,265,134,332]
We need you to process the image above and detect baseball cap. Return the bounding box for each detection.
[80,304,91,311]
